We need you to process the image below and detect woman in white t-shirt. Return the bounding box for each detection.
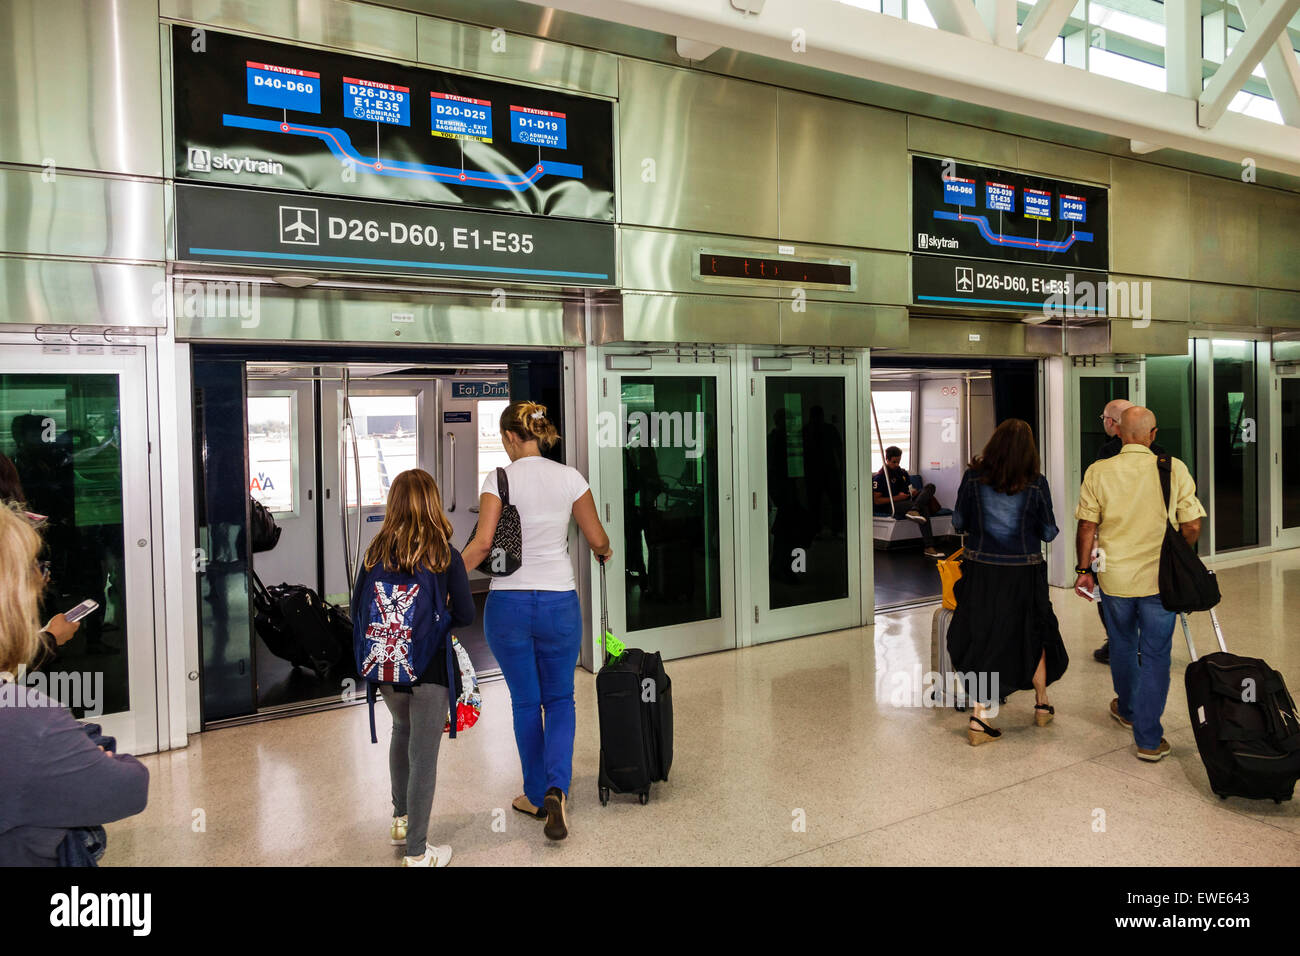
[462,400,610,841]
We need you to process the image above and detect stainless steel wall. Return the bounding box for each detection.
[3,0,1298,343]
[0,0,166,329]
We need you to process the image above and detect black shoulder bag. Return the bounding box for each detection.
[249,496,282,553]
[1156,455,1219,612]
[467,467,522,576]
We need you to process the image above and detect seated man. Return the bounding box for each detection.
[873,446,945,558]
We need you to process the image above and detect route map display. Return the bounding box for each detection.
[172,28,615,221]
[912,156,1108,272]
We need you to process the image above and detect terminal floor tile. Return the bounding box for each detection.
[109,548,1300,866]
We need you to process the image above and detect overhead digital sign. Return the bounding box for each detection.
[911,155,1108,272]
[173,27,615,221]
[175,184,616,287]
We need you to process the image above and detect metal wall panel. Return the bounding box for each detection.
[1109,158,1191,279]
[0,0,162,176]
[0,169,165,262]
[1189,282,1258,327]
[1190,174,1260,288]
[778,90,908,251]
[173,285,576,345]
[1110,319,1190,355]
[1260,289,1300,329]
[0,259,165,327]
[609,292,780,345]
[416,17,617,97]
[907,116,1017,169]
[779,302,906,347]
[1108,275,1189,325]
[1016,138,1110,185]
[1258,188,1300,293]
[161,0,418,60]
[619,227,907,304]
[618,59,779,237]
[896,317,1025,356]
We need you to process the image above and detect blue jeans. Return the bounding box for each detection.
[484,589,583,806]
[1099,592,1176,750]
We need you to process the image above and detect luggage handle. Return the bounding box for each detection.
[1180,608,1228,663]
[597,554,610,666]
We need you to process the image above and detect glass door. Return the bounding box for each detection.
[1210,340,1260,551]
[320,376,439,607]
[598,353,735,660]
[747,359,860,642]
[1273,367,1300,549]
[1069,363,1143,505]
[247,380,316,593]
[0,348,157,753]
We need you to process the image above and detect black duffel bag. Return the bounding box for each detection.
[1156,455,1220,613]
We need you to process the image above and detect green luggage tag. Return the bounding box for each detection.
[604,630,626,661]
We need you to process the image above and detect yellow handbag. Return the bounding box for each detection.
[937,548,964,611]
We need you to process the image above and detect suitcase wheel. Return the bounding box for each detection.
[599,787,609,807]
[638,792,649,806]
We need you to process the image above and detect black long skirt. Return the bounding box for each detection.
[946,560,1068,705]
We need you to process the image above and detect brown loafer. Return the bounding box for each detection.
[512,794,545,819]
[1109,698,1133,729]
[1137,739,1172,762]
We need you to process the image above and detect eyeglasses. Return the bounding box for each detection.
[34,560,51,582]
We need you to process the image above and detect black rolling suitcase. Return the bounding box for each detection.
[596,557,673,806]
[252,571,352,681]
[1181,610,1300,803]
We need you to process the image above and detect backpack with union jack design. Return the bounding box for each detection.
[353,565,458,742]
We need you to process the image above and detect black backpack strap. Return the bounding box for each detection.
[366,681,378,744]
[496,466,510,507]
[1156,454,1174,526]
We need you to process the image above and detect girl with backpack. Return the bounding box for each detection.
[352,469,473,867]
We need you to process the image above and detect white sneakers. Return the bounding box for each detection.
[391,816,452,866]
[401,843,453,867]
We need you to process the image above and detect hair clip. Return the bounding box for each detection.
[530,410,543,420]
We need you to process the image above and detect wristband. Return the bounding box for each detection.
[1074,566,1094,575]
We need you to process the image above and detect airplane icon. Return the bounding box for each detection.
[955,267,974,292]
[279,206,320,246]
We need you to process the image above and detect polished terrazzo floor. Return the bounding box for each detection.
[109,548,1300,866]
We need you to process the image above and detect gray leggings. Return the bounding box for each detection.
[381,682,449,856]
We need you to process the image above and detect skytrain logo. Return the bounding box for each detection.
[916,232,959,250]
[187,146,284,176]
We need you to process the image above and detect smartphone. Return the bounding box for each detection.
[64,599,101,624]
[1074,584,1099,602]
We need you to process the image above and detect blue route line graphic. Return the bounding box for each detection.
[222,114,584,190]
[917,294,1105,312]
[932,209,1093,252]
[187,247,610,280]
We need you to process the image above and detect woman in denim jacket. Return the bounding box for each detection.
[948,419,1069,745]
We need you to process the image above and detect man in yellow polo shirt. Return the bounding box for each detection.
[1074,406,1205,762]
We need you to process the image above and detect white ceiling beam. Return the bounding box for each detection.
[1017,0,1077,57]
[1236,0,1300,126]
[1165,0,1202,98]
[1199,0,1300,128]
[923,0,993,42]
[1129,140,1164,153]
[516,0,1300,177]
[976,0,1020,48]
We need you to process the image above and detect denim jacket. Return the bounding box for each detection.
[952,469,1059,565]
